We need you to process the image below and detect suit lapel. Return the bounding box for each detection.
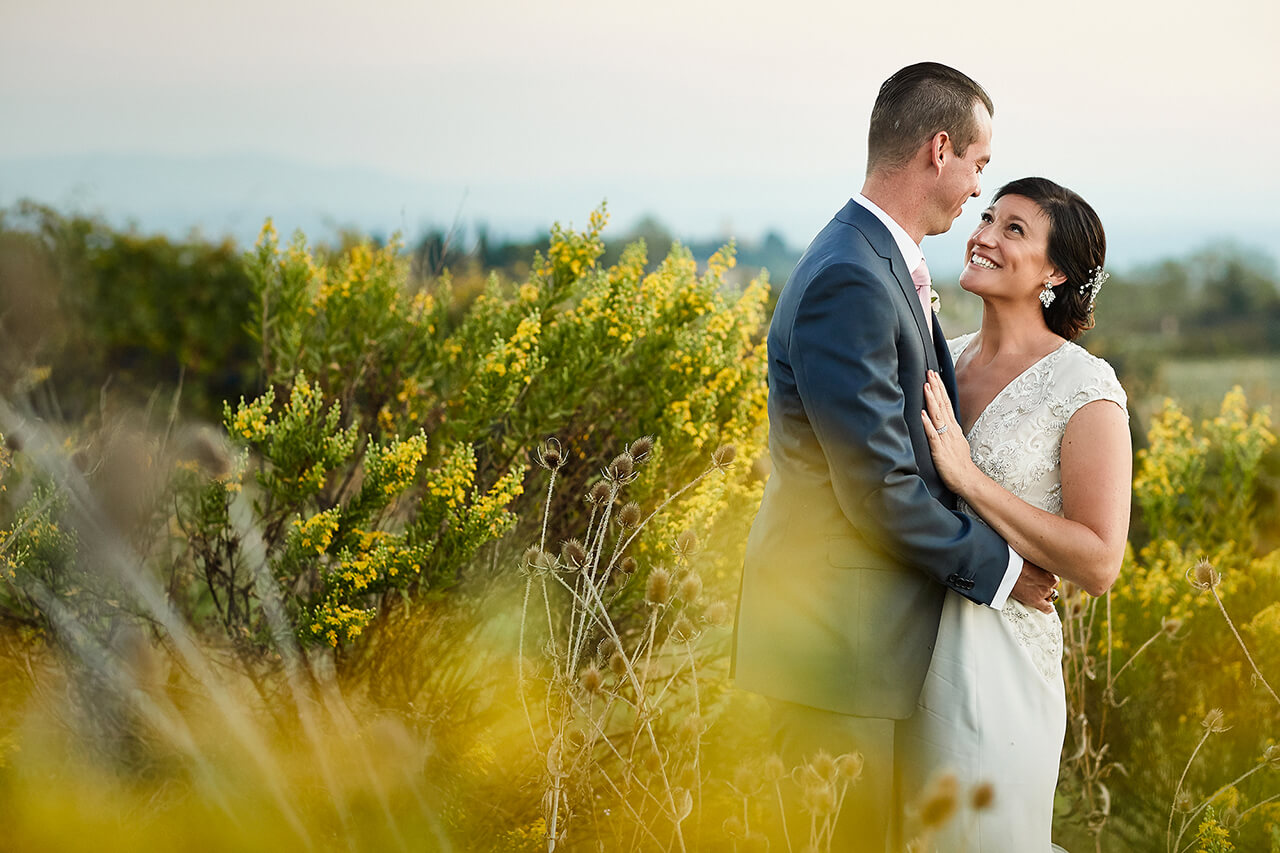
[836,200,937,367]
[933,316,958,403]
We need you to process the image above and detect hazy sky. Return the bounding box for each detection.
[3,0,1278,271]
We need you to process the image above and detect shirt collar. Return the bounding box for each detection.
[854,193,924,272]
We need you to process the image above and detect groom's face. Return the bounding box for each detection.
[928,103,993,236]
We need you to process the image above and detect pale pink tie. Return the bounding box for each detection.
[911,258,933,333]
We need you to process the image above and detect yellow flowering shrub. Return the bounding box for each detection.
[241,207,769,606]
[184,374,524,648]
[0,208,773,849]
[1059,388,1280,851]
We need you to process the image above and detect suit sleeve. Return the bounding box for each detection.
[789,261,1010,605]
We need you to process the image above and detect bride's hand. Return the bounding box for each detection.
[921,371,979,496]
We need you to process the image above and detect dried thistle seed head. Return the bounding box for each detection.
[1189,558,1221,591]
[586,481,612,505]
[762,754,787,783]
[565,727,587,752]
[643,748,665,775]
[721,815,745,839]
[678,572,703,603]
[1202,708,1229,733]
[918,773,959,829]
[673,786,694,821]
[1174,788,1195,812]
[836,751,864,782]
[801,781,838,816]
[703,600,732,627]
[1161,616,1184,637]
[618,555,638,575]
[522,546,555,573]
[617,501,642,529]
[579,664,604,695]
[596,636,617,659]
[711,443,737,470]
[646,567,672,606]
[793,762,823,790]
[629,435,655,464]
[1221,806,1242,830]
[971,781,995,811]
[810,750,837,782]
[561,538,588,568]
[606,452,635,482]
[1264,744,1280,767]
[678,713,703,745]
[535,436,564,470]
[609,650,628,678]
[670,614,698,642]
[673,528,699,558]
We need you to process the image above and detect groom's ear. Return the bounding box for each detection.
[929,132,950,174]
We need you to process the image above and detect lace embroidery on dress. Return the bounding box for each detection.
[949,333,1127,682]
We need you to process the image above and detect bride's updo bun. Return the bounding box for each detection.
[994,177,1106,341]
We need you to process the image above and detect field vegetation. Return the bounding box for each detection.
[0,203,1278,851]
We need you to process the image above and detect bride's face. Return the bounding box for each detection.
[958,194,1065,302]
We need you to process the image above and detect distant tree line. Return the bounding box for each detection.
[1080,245,1280,401]
[1,202,1276,426]
[409,214,800,290]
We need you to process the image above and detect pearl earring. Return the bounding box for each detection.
[1039,280,1056,308]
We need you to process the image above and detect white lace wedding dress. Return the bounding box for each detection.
[899,333,1126,852]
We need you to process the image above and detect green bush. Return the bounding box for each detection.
[0,202,257,420]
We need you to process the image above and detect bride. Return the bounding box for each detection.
[901,176,1131,851]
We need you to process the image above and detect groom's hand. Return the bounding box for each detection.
[1010,561,1059,614]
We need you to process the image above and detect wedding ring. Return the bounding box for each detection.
[1049,588,1059,603]
[935,423,949,435]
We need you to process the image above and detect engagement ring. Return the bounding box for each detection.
[1049,589,1059,603]
[936,423,949,435]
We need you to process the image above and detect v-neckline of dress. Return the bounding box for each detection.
[957,336,1072,440]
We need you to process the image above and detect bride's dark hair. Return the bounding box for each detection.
[994,177,1106,341]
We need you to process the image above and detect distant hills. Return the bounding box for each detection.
[0,152,472,246]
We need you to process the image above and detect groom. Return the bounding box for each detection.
[732,62,1057,849]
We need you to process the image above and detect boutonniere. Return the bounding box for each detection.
[930,289,941,314]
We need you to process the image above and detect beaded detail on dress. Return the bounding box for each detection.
[948,333,1127,682]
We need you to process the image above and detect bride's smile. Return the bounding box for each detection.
[958,193,1065,302]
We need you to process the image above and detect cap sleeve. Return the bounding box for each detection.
[1060,346,1128,421]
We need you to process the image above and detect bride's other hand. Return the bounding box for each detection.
[921,371,978,495]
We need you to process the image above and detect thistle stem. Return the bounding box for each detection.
[1211,585,1280,706]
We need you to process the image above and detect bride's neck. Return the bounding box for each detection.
[974,301,1061,360]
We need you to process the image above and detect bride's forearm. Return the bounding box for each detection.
[957,470,1120,596]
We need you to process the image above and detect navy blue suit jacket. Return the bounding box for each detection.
[732,199,1011,718]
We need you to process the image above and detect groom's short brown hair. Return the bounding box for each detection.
[867,62,994,173]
